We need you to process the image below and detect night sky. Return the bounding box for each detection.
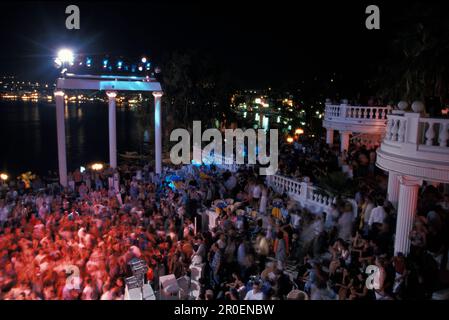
[0,1,414,89]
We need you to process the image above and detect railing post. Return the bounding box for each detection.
[403,112,421,152]
[339,103,347,119]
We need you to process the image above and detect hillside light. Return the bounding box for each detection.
[295,128,304,135]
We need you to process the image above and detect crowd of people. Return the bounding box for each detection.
[0,140,449,300]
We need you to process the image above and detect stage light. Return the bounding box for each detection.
[86,57,92,67]
[141,57,147,63]
[145,62,151,70]
[117,61,123,69]
[103,59,108,68]
[0,173,8,181]
[57,49,74,65]
[138,66,143,71]
[91,163,103,171]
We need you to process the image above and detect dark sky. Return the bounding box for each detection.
[0,1,407,88]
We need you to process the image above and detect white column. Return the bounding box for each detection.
[153,91,163,175]
[55,90,68,187]
[394,176,422,256]
[326,128,334,146]
[107,91,117,169]
[340,131,350,153]
[387,171,400,207]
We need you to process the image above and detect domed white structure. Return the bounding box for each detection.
[376,101,449,255]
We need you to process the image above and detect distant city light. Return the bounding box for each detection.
[255,98,262,104]
[141,57,147,63]
[286,136,294,143]
[117,61,123,69]
[0,173,8,181]
[295,128,304,135]
[138,66,143,71]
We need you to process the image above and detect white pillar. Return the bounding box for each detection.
[340,131,350,153]
[394,176,422,256]
[55,90,68,187]
[387,171,400,207]
[326,128,334,146]
[153,91,163,175]
[107,91,117,169]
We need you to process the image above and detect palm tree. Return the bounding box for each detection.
[374,3,449,108]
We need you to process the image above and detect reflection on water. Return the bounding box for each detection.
[0,100,151,176]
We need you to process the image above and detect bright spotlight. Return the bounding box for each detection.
[91,163,103,171]
[57,49,74,65]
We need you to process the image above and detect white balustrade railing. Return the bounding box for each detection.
[324,103,391,122]
[383,113,449,151]
[266,174,339,214]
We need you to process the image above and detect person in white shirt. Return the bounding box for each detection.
[368,199,387,228]
[244,281,264,300]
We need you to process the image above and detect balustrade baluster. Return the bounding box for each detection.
[398,119,406,142]
[391,119,399,141]
[439,122,449,147]
[425,121,435,146]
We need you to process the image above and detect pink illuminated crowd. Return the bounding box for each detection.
[0,140,449,300]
